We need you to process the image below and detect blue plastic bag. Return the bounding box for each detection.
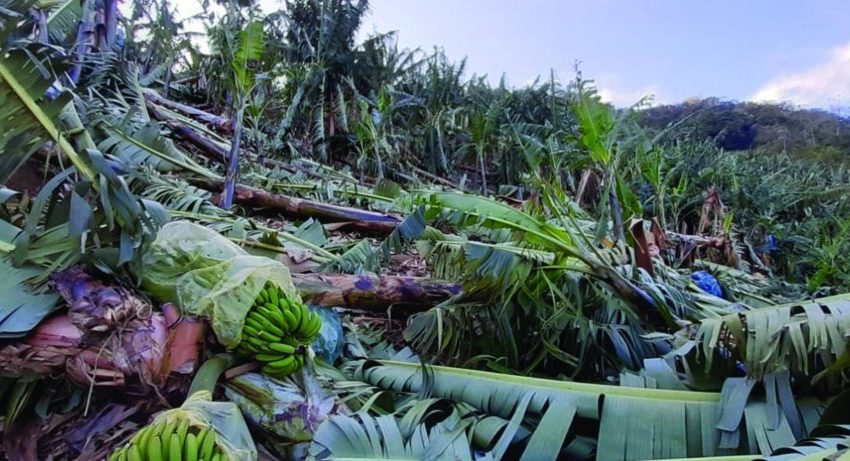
[758,234,779,254]
[692,271,724,298]
[309,306,343,363]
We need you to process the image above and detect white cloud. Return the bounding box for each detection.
[597,83,665,107]
[751,43,850,108]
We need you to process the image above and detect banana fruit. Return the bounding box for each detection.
[236,282,322,378]
[109,418,228,461]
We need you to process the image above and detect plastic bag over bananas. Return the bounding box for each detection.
[109,390,257,461]
[225,370,338,443]
[141,221,297,348]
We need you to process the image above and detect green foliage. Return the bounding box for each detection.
[345,360,825,458]
[0,6,92,180]
[641,98,850,157]
[232,21,265,93]
[1,0,166,282]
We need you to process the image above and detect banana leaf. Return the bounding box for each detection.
[43,0,83,45]
[694,293,850,381]
[0,0,94,181]
[348,360,825,460]
[0,255,59,338]
[310,411,482,461]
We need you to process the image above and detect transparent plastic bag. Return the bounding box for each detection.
[224,371,337,442]
[142,221,297,348]
[148,390,257,460]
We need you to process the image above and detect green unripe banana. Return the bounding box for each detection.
[254,353,287,363]
[169,433,182,461]
[184,433,199,461]
[248,312,285,337]
[128,444,143,461]
[242,324,261,339]
[199,428,216,460]
[136,425,153,458]
[260,304,287,327]
[280,309,297,331]
[291,301,303,330]
[176,421,189,448]
[148,436,164,461]
[267,342,296,354]
[244,336,268,350]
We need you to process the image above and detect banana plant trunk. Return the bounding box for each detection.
[222,103,245,209]
[145,91,231,130]
[102,0,118,48]
[477,147,488,194]
[189,177,403,235]
[293,273,462,311]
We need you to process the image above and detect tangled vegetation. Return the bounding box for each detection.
[1,0,850,460]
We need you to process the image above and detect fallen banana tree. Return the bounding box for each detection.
[146,97,334,181]
[345,360,827,460]
[144,91,231,132]
[293,273,462,311]
[187,177,402,234]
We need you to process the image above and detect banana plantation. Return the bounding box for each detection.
[2,0,850,460]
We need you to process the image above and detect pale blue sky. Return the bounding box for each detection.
[358,0,850,108]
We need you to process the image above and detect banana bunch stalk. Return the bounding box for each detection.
[108,418,228,461]
[237,282,322,378]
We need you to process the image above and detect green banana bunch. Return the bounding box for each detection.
[108,418,228,461]
[236,282,322,378]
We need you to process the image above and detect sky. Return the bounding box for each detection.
[347,0,850,109]
[178,0,850,109]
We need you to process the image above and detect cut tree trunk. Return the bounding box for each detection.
[190,177,402,235]
[147,103,229,163]
[150,104,402,234]
[293,273,462,311]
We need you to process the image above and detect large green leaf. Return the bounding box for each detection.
[348,360,822,460]
[0,255,60,338]
[92,110,214,176]
[232,20,265,91]
[573,79,614,166]
[310,412,478,461]
[663,425,850,460]
[421,191,577,255]
[694,293,850,381]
